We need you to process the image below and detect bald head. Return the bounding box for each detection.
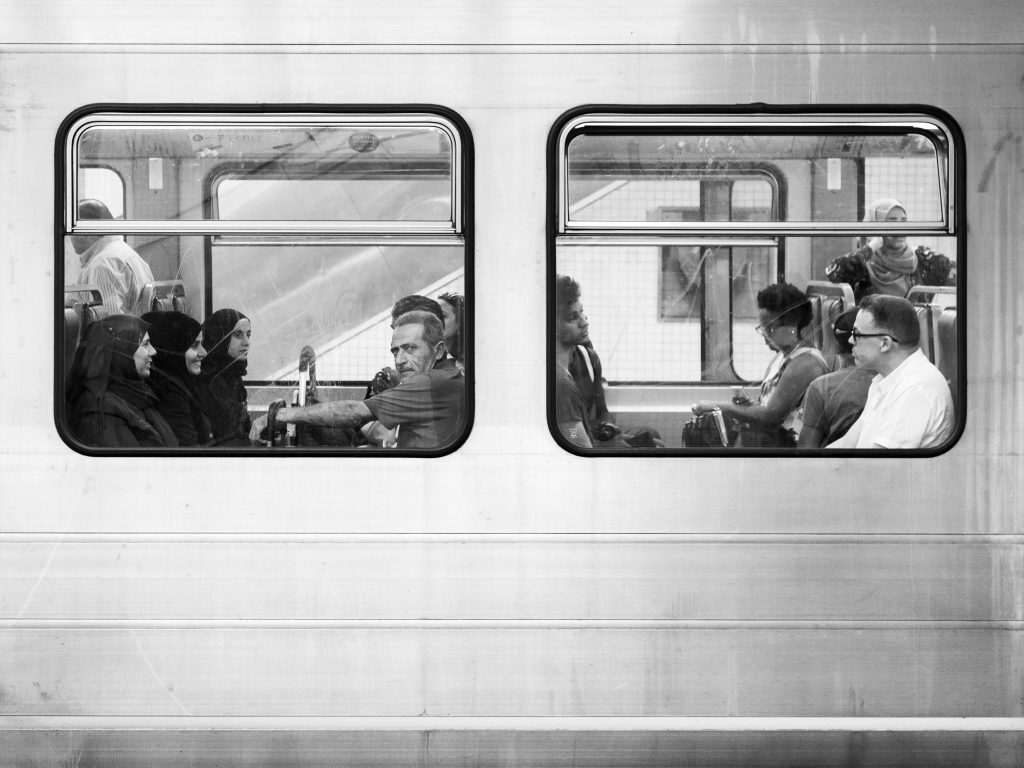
[78,199,115,221]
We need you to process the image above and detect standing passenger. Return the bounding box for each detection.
[142,311,213,447]
[825,198,953,302]
[71,199,155,316]
[827,295,954,449]
[198,309,252,447]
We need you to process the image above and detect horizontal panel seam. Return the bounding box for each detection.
[1,715,1023,731]
[3,534,1022,544]
[3,619,1022,630]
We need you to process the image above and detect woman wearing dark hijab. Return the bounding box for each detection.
[826,198,953,301]
[66,314,179,448]
[197,308,252,447]
[141,311,213,447]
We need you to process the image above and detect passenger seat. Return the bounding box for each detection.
[140,280,187,313]
[805,281,856,370]
[63,286,107,379]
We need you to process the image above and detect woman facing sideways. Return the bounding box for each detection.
[197,308,253,447]
[693,283,828,448]
[66,314,179,448]
[142,311,213,447]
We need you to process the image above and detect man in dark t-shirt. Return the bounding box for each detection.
[249,311,463,450]
[555,275,662,448]
[554,275,594,448]
[555,364,592,447]
[364,365,463,449]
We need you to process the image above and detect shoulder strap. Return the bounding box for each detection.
[575,345,596,384]
[790,346,828,368]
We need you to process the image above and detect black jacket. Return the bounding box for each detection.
[148,368,213,447]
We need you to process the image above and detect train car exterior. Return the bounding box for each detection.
[1,1,1022,766]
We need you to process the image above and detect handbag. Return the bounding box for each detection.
[682,409,730,447]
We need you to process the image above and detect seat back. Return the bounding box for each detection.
[140,280,187,313]
[907,284,956,307]
[63,295,84,376]
[914,304,938,363]
[936,306,958,410]
[907,286,956,367]
[805,281,856,370]
[907,285,958,412]
[63,286,107,380]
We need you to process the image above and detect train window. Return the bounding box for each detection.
[57,109,471,455]
[550,109,963,455]
[77,166,124,218]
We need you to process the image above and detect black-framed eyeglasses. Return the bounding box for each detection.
[849,330,900,344]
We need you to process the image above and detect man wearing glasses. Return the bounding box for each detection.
[827,295,954,449]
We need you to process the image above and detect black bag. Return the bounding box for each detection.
[682,411,730,447]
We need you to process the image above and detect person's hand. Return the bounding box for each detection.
[370,367,399,394]
[693,401,718,415]
[593,421,622,442]
[249,414,268,445]
[731,390,753,406]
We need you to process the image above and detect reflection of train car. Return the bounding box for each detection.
[2,2,1023,766]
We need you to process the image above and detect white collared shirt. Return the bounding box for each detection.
[827,349,954,449]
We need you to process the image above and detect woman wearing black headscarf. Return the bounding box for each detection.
[66,314,179,448]
[197,308,252,447]
[141,311,213,447]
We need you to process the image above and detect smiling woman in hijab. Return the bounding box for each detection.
[142,311,213,447]
[65,314,179,448]
[826,198,954,301]
[197,308,252,447]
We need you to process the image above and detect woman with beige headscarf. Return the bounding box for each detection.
[826,198,953,301]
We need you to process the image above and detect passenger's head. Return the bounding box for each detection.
[95,314,154,381]
[755,283,811,352]
[864,197,908,251]
[390,310,446,379]
[390,295,444,327]
[70,199,115,254]
[201,308,250,374]
[832,307,859,357]
[851,294,920,374]
[142,311,206,379]
[437,291,465,362]
[69,314,153,400]
[555,274,589,348]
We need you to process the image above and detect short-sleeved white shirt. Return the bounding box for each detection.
[828,349,954,449]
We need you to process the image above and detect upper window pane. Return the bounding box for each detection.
[72,120,457,228]
[564,124,950,229]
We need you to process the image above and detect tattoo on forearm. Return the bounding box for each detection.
[283,400,369,429]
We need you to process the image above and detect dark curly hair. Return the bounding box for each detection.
[555,274,582,321]
[756,283,812,332]
[437,291,465,363]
